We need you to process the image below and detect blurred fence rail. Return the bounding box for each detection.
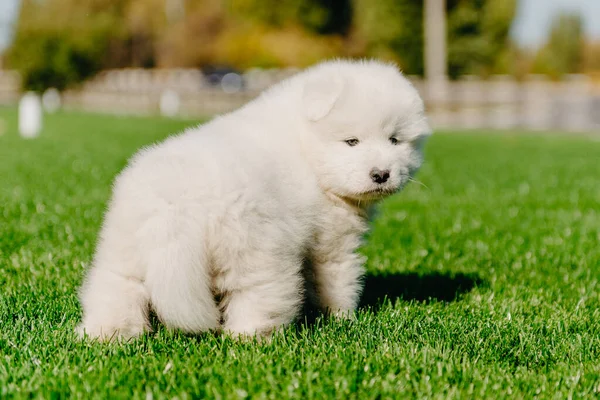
[410,75,600,133]
[1,68,600,132]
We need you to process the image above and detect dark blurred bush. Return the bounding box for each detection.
[8,29,115,92]
[225,0,352,35]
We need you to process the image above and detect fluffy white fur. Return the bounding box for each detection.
[77,59,431,340]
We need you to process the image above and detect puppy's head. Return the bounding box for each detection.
[301,60,431,204]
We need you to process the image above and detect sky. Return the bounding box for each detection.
[1,0,600,52]
[0,0,19,51]
[511,0,600,48]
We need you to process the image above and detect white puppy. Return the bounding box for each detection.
[77,59,430,340]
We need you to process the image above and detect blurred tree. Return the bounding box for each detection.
[447,0,517,77]
[352,0,517,77]
[582,41,600,74]
[352,0,423,73]
[156,0,225,67]
[531,13,584,78]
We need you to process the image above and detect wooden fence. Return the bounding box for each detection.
[1,68,599,132]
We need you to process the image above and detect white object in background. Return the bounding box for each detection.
[221,73,243,94]
[159,90,180,117]
[19,92,43,139]
[42,88,62,113]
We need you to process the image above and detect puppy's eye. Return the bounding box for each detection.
[389,137,400,145]
[345,138,359,147]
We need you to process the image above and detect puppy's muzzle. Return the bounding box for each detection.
[370,168,390,184]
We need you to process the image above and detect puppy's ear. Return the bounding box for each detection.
[302,73,344,121]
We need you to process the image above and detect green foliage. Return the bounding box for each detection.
[532,13,584,77]
[447,0,517,77]
[8,32,90,92]
[1,107,600,397]
[352,0,424,74]
[7,28,115,92]
[6,0,127,92]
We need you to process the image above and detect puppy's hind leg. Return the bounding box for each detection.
[221,253,304,339]
[143,213,220,335]
[77,266,151,341]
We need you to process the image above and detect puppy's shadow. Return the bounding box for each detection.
[358,271,484,312]
[300,271,484,328]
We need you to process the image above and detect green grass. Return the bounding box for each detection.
[1,107,600,399]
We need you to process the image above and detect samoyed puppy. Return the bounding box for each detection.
[77,59,431,340]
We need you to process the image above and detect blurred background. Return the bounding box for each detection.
[0,0,599,131]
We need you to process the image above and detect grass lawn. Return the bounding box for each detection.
[1,106,600,399]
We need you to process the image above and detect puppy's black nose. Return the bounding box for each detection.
[370,168,390,184]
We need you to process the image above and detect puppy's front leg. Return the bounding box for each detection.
[311,252,365,317]
[310,205,369,317]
